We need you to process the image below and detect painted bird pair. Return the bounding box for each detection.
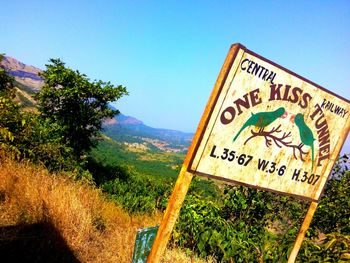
[233,107,315,169]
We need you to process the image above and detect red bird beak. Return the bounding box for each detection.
[290,114,296,123]
[281,111,288,119]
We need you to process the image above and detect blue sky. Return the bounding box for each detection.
[1,0,349,153]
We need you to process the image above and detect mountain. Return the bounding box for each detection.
[1,55,193,152]
[1,56,43,92]
[1,55,43,107]
[103,113,192,153]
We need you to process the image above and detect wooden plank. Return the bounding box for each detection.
[146,44,242,263]
[288,201,318,263]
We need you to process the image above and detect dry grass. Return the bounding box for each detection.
[0,158,207,262]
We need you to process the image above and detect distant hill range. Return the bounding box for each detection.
[1,55,193,152]
[104,112,192,153]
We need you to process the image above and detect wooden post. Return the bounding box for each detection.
[146,166,193,263]
[287,201,318,263]
[147,44,241,263]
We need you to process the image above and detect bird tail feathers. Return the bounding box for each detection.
[233,125,247,142]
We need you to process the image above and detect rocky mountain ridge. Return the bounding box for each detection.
[1,56,43,91]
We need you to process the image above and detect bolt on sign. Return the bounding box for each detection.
[147,44,350,263]
[189,45,350,202]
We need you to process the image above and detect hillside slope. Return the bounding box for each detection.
[0,158,207,263]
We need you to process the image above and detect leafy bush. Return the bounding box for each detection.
[172,188,299,262]
[98,165,172,214]
[298,233,350,262]
[171,156,350,262]
[312,170,350,234]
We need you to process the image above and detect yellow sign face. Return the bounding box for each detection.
[188,44,350,201]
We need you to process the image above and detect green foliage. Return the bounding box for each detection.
[88,139,220,214]
[172,188,300,262]
[331,153,350,178]
[171,156,350,262]
[0,56,84,172]
[0,54,15,96]
[16,115,79,171]
[0,103,78,172]
[0,96,22,147]
[188,177,220,201]
[36,58,128,158]
[298,233,350,262]
[221,186,275,227]
[312,170,350,234]
[173,195,230,259]
[100,165,172,214]
[0,59,25,157]
[87,143,174,213]
[89,139,184,180]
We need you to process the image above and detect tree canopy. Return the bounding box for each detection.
[36,58,128,158]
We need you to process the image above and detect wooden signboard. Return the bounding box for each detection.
[188,44,350,202]
[147,44,350,262]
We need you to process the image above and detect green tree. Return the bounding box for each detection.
[36,58,128,159]
[0,54,15,96]
[312,156,350,234]
[0,54,21,153]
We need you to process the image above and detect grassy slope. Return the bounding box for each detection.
[90,137,184,180]
[0,158,207,263]
[89,137,220,207]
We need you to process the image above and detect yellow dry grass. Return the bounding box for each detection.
[0,157,207,262]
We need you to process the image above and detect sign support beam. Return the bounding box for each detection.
[287,201,318,263]
[146,167,193,263]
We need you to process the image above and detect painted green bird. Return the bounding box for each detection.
[294,113,315,169]
[233,107,286,142]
